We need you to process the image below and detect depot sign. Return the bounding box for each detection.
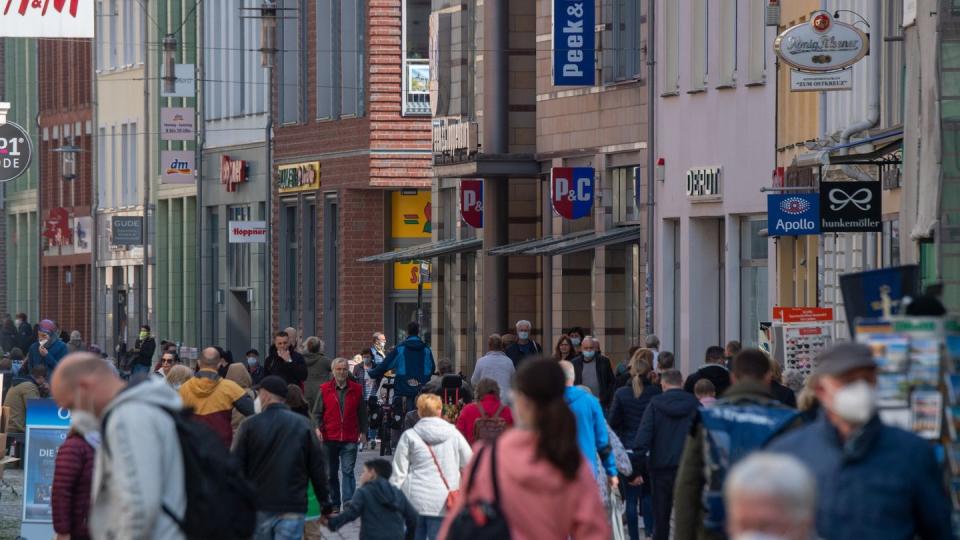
[228,221,267,244]
[553,0,595,86]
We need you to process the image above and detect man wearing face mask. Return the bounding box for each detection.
[245,348,265,384]
[571,336,616,410]
[768,343,952,539]
[568,326,587,354]
[505,320,542,369]
[25,319,68,376]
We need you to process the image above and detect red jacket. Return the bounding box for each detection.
[52,433,95,539]
[455,394,514,445]
[318,380,363,442]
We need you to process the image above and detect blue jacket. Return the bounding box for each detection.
[633,388,700,470]
[768,412,952,540]
[367,336,434,397]
[326,477,418,540]
[24,334,67,375]
[608,383,661,446]
[565,385,617,477]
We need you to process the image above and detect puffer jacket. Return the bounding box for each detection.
[565,385,617,478]
[391,416,473,517]
[52,433,95,539]
[91,378,186,540]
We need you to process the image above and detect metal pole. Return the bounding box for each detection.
[91,3,100,346]
[644,0,656,336]
[265,63,273,348]
[141,0,151,331]
[195,0,205,347]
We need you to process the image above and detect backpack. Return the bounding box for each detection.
[473,403,508,443]
[445,439,512,539]
[103,406,257,540]
[699,399,799,534]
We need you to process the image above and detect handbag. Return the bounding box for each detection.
[445,441,512,539]
[424,442,460,509]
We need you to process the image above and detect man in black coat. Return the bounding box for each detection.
[683,346,731,397]
[572,336,616,410]
[634,369,700,540]
[264,331,308,387]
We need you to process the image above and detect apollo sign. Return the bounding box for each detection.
[552,167,594,220]
[774,13,869,72]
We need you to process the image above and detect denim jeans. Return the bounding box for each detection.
[131,363,151,376]
[623,483,655,540]
[415,515,444,540]
[254,512,305,540]
[324,441,359,507]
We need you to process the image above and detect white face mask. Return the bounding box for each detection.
[254,396,263,414]
[518,331,530,340]
[570,337,581,346]
[828,380,877,425]
[732,533,789,540]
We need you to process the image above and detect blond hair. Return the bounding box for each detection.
[165,365,194,388]
[416,393,443,418]
[630,348,654,398]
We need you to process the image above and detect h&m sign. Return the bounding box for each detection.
[221,155,247,193]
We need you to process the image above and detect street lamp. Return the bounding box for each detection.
[162,34,178,94]
[259,1,278,68]
[52,139,82,180]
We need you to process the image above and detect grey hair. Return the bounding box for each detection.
[515,320,532,330]
[724,452,816,525]
[331,357,350,369]
[582,335,598,347]
[558,360,575,383]
[645,334,660,348]
[304,336,324,354]
[782,369,806,393]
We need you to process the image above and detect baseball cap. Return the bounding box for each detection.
[255,375,289,399]
[814,342,877,377]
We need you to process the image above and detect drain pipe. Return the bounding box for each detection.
[644,0,655,335]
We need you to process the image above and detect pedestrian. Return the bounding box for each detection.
[504,320,542,368]
[164,364,194,390]
[353,350,379,449]
[314,357,368,512]
[608,350,660,540]
[391,393,472,540]
[264,331,308,387]
[674,349,800,540]
[0,314,17,353]
[52,409,97,540]
[302,336,331,407]
[4,364,48,434]
[178,347,255,447]
[51,353,186,539]
[439,358,611,539]
[768,356,797,407]
[8,347,24,378]
[371,332,388,366]
[284,326,301,351]
[554,335,576,362]
[25,319,68,375]
[287,384,311,417]
[500,333,517,352]
[634,369,700,540]
[645,334,661,369]
[768,343,952,539]
[155,350,180,378]
[694,379,716,407]
[67,330,85,354]
[783,369,805,394]
[226,362,256,436]
[423,359,474,405]
[471,334,515,403]
[323,458,419,540]
[567,326,587,354]
[232,375,332,539]
[245,348,266,384]
[0,354,13,400]
[724,452,816,540]
[572,336,616,410]
[657,351,675,373]
[455,378,513,445]
[559,360,619,488]
[368,321,435,415]
[724,340,742,370]
[15,313,36,353]
[682,346,731,397]
[130,325,157,377]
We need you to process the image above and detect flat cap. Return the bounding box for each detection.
[814,342,877,376]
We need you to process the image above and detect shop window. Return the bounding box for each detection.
[228,206,252,288]
[603,0,642,83]
[403,0,431,114]
[740,217,768,348]
[882,218,901,267]
[279,203,299,329]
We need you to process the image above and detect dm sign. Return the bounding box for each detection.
[767,193,820,236]
[460,179,483,228]
[0,121,33,183]
[774,13,868,72]
[552,167,594,220]
[820,181,882,233]
[553,0,595,86]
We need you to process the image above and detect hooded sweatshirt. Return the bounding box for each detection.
[633,388,700,470]
[564,385,617,478]
[327,477,419,540]
[368,336,435,397]
[391,416,472,517]
[178,369,253,447]
[438,430,611,540]
[91,378,186,540]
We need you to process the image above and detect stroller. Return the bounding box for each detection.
[368,374,405,456]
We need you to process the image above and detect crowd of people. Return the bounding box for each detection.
[3,312,948,540]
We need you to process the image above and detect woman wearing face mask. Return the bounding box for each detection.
[26,319,68,376]
[244,349,265,385]
[52,410,98,540]
[554,336,575,362]
[568,327,586,354]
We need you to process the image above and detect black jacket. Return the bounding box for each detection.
[264,348,308,386]
[16,322,35,353]
[770,380,797,408]
[633,388,700,470]
[608,384,661,446]
[232,403,330,513]
[133,337,156,368]
[327,477,418,540]
[683,364,731,397]
[572,354,616,409]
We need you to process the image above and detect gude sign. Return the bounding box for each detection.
[552,167,594,220]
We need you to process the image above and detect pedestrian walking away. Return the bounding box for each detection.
[323,458,419,540]
[313,357,368,511]
[302,336,332,407]
[368,321,435,415]
[51,407,97,540]
[455,378,513,445]
[683,346,731,397]
[559,360,618,488]
[471,334,515,403]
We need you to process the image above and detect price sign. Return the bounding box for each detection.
[0,121,33,183]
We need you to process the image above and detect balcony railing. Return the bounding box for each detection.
[403,59,431,116]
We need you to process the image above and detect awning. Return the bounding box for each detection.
[357,237,482,263]
[488,226,643,256]
[792,127,903,167]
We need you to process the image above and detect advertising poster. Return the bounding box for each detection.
[21,399,71,539]
[391,191,432,238]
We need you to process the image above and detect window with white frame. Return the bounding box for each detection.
[403,0,431,115]
[740,217,768,348]
[716,0,736,87]
[604,0,642,83]
[689,0,707,91]
[661,0,679,94]
[746,0,766,84]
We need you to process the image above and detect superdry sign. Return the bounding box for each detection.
[553,0,595,86]
[460,179,483,228]
[767,193,820,236]
[552,167,594,220]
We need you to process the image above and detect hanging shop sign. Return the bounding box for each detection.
[277,162,320,193]
[773,307,834,323]
[394,261,433,291]
[774,13,869,73]
[819,181,882,232]
[790,68,853,92]
[160,150,195,184]
[221,155,247,193]
[552,167,594,220]
[459,179,483,228]
[160,107,195,140]
[391,191,432,238]
[228,220,268,244]
[0,119,33,182]
[767,193,820,236]
[0,0,94,38]
[111,215,143,246]
[42,208,72,247]
[20,399,71,539]
[552,0,595,86]
[160,64,196,98]
[73,216,92,254]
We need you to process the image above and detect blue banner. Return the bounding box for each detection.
[767,193,820,236]
[553,0,595,86]
[25,398,71,428]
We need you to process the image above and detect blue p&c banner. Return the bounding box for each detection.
[553,0,595,86]
[767,193,820,236]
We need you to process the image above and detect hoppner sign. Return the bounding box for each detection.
[553,0,595,86]
[767,193,820,236]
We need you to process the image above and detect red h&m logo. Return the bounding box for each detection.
[4,0,79,17]
[221,155,247,193]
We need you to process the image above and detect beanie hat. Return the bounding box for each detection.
[38,319,56,334]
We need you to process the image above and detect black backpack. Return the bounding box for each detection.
[445,439,511,539]
[103,405,258,540]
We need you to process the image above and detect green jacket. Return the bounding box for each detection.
[673,380,797,540]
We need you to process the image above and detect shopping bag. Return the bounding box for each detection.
[306,481,322,521]
[608,487,626,540]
